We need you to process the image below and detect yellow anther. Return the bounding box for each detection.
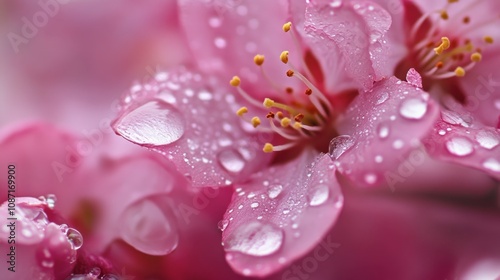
[471,52,482,62]
[434,37,450,54]
[454,67,466,77]
[465,42,474,52]
[254,54,265,66]
[440,11,449,20]
[251,117,261,128]
[236,107,248,116]
[293,122,302,130]
[263,98,275,108]
[286,70,294,77]
[276,111,284,119]
[230,76,241,87]
[484,36,494,44]
[280,117,291,128]
[280,51,289,64]
[263,143,274,153]
[282,22,292,32]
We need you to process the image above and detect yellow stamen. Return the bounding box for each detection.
[484,36,494,44]
[280,118,291,128]
[263,98,275,108]
[293,122,302,130]
[263,143,274,153]
[280,51,289,64]
[251,117,261,128]
[276,111,284,119]
[236,107,248,116]
[230,76,241,87]
[282,22,292,32]
[454,67,466,77]
[471,52,482,62]
[434,37,450,54]
[254,54,265,66]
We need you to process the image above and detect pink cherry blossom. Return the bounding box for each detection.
[382,0,500,180]
[112,0,449,277]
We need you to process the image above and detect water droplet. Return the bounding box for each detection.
[329,0,343,8]
[282,209,291,215]
[46,194,57,209]
[214,37,227,48]
[483,158,500,172]
[250,202,259,208]
[476,130,499,150]
[218,149,246,174]
[268,184,283,199]
[89,267,101,277]
[308,184,330,206]
[364,173,377,185]
[446,137,473,156]
[375,92,389,105]
[225,221,284,256]
[218,219,229,231]
[441,110,471,127]
[198,91,213,101]
[115,100,185,146]
[66,228,83,250]
[393,139,404,149]
[438,129,446,136]
[209,17,222,28]
[399,98,427,119]
[329,135,355,160]
[377,123,390,139]
[120,198,179,255]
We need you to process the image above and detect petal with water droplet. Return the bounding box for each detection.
[112,68,272,187]
[336,76,439,187]
[222,151,343,277]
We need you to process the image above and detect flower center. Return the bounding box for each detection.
[230,22,337,154]
[402,0,494,83]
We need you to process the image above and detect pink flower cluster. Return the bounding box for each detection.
[1,0,500,279]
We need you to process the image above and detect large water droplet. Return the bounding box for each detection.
[66,228,83,250]
[446,137,473,156]
[399,98,427,119]
[218,149,246,174]
[115,100,185,146]
[476,130,499,150]
[225,221,284,257]
[268,184,283,199]
[483,158,500,172]
[120,198,179,255]
[308,184,330,206]
[329,135,355,160]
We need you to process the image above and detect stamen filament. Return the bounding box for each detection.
[262,142,297,153]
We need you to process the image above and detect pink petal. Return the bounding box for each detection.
[221,151,343,277]
[459,51,500,128]
[424,117,500,180]
[178,0,299,99]
[0,198,79,279]
[335,76,439,187]
[112,68,272,187]
[406,68,423,88]
[303,0,394,91]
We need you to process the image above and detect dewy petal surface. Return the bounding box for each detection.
[113,68,272,187]
[425,116,500,180]
[221,151,342,277]
[303,0,395,91]
[179,0,299,99]
[335,76,439,187]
